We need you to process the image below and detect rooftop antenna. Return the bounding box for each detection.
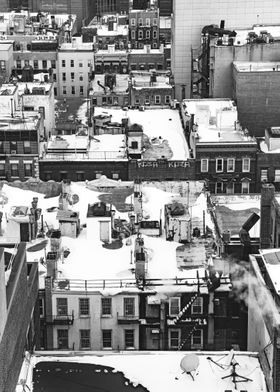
[222,353,252,389]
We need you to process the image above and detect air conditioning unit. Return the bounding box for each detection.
[11,150,17,154]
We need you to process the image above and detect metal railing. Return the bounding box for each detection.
[52,276,231,291]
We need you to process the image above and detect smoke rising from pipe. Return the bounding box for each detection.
[230,259,280,328]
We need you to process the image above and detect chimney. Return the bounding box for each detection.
[260,183,275,249]
[220,20,225,29]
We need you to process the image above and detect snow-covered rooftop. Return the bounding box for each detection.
[233,24,280,46]
[233,61,280,72]
[182,99,256,144]
[258,248,280,296]
[211,194,261,239]
[92,74,129,94]
[94,107,190,160]
[97,24,128,36]
[17,351,267,392]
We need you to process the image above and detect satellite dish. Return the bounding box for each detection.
[180,354,200,374]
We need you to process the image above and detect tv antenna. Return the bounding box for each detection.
[222,356,252,390]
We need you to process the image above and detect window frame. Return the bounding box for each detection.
[191,328,203,349]
[169,297,180,316]
[241,181,250,194]
[201,158,209,173]
[124,329,135,349]
[216,158,223,173]
[56,298,68,316]
[227,158,235,173]
[57,329,68,349]
[79,298,90,316]
[191,297,203,315]
[154,95,161,104]
[102,329,112,348]
[80,329,91,349]
[101,297,112,316]
[124,297,135,316]
[242,157,250,172]
[169,329,180,349]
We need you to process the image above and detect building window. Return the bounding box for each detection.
[95,172,102,179]
[124,297,135,316]
[131,18,136,26]
[102,329,112,348]
[62,86,67,95]
[0,60,5,70]
[62,59,65,67]
[10,141,17,154]
[24,163,32,177]
[155,95,161,104]
[23,141,31,153]
[165,95,171,104]
[216,182,225,194]
[112,173,119,179]
[261,169,268,182]
[144,95,150,105]
[70,59,74,67]
[62,73,66,81]
[51,60,56,69]
[135,96,140,105]
[227,158,235,172]
[146,18,150,27]
[153,30,157,39]
[54,87,57,96]
[153,18,157,26]
[79,298,89,316]
[241,181,250,194]
[191,329,203,349]
[201,159,208,173]
[242,158,250,172]
[131,141,138,149]
[101,297,112,316]
[11,163,19,177]
[80,329,90,349]
[275,169,280,182]
[226,182,234,194]
[33,60,38,69]
[57,329,68,349]
[214,297,227,317]
[56,298,68,316]
[71,72,74,81]
[146,30,150,39]
[0,163,5,177]
[80,86,84,96]
[53,73,56,82]
[39,297,45,317]
[87,60,92,68]
[71,86,75,95]
[138,18,143,26]
[138,30,143,40]
[169,297,180,316]
[216,158,223,172]
[191,297,203,314]
[42,60,47,69]
[152,42,157,48]
[79,73,83,81]
[131,30,136,40]
[79,61,83,67]
[16,60,21,69]
[169,329,180,349]
[124,329,135,349]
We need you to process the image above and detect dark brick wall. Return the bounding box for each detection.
[39,160,129,181]
[0,243,39,392]
[257,152,280,192]
[196,144,257,193]
[128,52,165,71]
[233,68,280,137]
[128,159,196,181]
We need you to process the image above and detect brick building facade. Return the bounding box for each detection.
[0,243,39,392]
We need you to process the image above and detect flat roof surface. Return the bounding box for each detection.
[259,248,280,296]
[233,61,280,72]
[233,24,280,46]
[211,194,261,239]
[97,24,128,36]
[94,107,190,160]
[18,351,267,392]
[182,99,256,144]
[92,74,129,94]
